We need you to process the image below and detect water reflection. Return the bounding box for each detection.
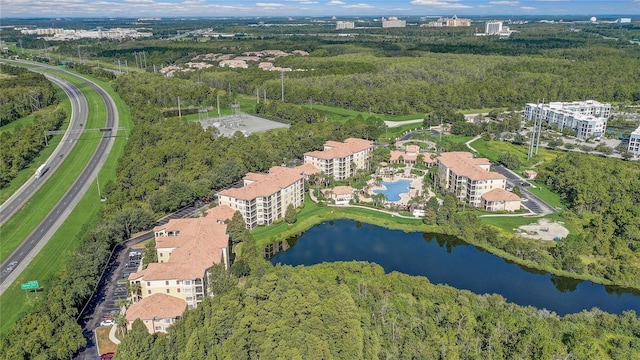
[265,219,640,315]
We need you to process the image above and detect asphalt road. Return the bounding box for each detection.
[74,203,208,359]
[0,74,87,225]
[0,61,119,294]
[491,164,557,215]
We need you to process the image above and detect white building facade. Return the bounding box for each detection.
[304,138,373,181]
[629,126,640,156]
[524,100,611,140]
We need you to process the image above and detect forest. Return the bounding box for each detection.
[115,260,640,359]
[2,20,640,359]
[0,64,58,125]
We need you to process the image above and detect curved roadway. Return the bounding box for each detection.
[0,61,119,294]
[0,74,87,225]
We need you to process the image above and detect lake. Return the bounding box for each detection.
[266,219,640,316]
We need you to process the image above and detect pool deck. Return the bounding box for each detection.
[367,175,426,205]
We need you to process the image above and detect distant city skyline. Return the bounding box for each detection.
[1,0,638,19]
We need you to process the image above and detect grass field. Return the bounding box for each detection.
[0,114,36,134]
[95,327,118,355]
[469,138,559,167]
[0,87,72,204]
[0,74,133,335]
[0,78,105,263]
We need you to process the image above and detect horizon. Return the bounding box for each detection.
[1,0,638,19]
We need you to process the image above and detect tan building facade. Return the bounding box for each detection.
[481,188,521,212]
[125,293,187,334]
[128,207,232,310]
[217,165,311,229]
[438,152,507,207]
[304,138,373,181]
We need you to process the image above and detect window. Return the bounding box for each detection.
[165,281,169,285]
[148,290,151,294]
[160,253,163,257]
[184,280,191,285]
[146,282,150,286]
[155,326,162,331]
[177,288,181,293]
[166,289,170,293]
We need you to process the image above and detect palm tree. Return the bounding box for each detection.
[114,313,128,337]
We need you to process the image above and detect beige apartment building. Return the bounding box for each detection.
[437,152,507,207]
[125,293,187,334]
[217,165,315,229]
[481,188,521,212]
[128,207,232,311]
[304,138,374,181]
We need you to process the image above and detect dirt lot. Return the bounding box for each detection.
[198,114,289,137]
[517,218,569,241]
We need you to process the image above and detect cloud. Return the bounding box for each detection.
[343,3,374,8]
[299,0,319,3]
[535,0,569,2]
[410,0,472,9]
[256,2,287,8]
[520,6,536,10]
[327,0,345,4]
[489,0,519,5]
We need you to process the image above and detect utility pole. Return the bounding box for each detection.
[178,96,182,119]
[217,95,221,117]
[281,70,285,102]
[117,59,121,74]
[263,89,266,103]
[256,88,259,103]
[97,176,102,200]
[125,59,128,74]
[77,46,82,64]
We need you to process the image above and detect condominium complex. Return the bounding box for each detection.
[524,100,611,140]
[336,21,355,30]
[422,15,471,27]
[125,293,186,334]
[217,165,316,229]
[128,207,232,313]
[629,125,640,156]
[481,188,521,212]
[485,21,503,35]
[304,138,374,181]
[382,17,406,28]
[437,152,508,207]
[389,145,437,167]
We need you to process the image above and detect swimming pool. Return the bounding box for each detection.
[372,179,412,202]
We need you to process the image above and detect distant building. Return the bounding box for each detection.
[336,21,355,30]
[437,152,507,207]
[304,138,374,181]
[628,125,640,156]
[382,17,406,28]
[524,100,611,140]
[618,18,632,23]
[422,15,471,27]
[389,145,437,167]
[485,21,503,35]
[219,59,248,68]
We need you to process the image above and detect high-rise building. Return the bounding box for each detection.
[524,100,611,140]
[629,126,640,156]
[485,21,503,35]
[336,21,355,30]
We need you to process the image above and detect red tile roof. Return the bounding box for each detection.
[218,165,307,201]
[438,152,505,181]
[304,138,373,160]
[481,188,521,202]
[126,293,187,322]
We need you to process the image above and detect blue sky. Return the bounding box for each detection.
[2,0,638,18]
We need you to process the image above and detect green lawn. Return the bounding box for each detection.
[0,87,72,204]
[470,138,559,166]
[0,74,133,335]
[0,114,36,134]
[0,75,105,262]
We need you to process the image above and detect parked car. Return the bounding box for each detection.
[100,352,115,359]
[100,319,115,326]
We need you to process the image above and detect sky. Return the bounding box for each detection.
[1,0,638,19]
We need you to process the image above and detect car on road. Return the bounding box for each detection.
[100,319,115,326]
[521,198,529,202]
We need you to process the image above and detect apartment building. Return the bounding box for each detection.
[125,293,186,334]
[304,138,374,181]
[481,188,521,212]
[390,145,437,167]
[437,152,507,207]
[217,165,314,229]
[629,125,640,156]
[128,207,232,310]
[336,21,355,30]
[382,17,406,28]
[524,100,611,140]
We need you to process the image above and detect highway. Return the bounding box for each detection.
[0,61,119,294]
[0,74,87,225]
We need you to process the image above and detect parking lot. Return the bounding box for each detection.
[492,164,556,215]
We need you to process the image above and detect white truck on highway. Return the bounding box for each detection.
[35,163,49,179]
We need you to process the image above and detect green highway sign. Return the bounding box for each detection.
[20,280,39,290]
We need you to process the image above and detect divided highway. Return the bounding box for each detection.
[0,62,120,294]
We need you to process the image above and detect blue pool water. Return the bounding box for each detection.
[373,179,412,201]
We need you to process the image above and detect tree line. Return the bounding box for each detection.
[0,64,58,125]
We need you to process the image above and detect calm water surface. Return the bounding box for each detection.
[267,219,640,316]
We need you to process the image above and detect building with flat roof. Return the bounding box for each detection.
[628,125,640,156]
[437,152,507,207]
[524,100,611,140]
[125,293,187,334]
[336,21,355,30]
[382,17,406,28]
[217,165,315,229]
[304,138,374,181]
[128,207,232,310]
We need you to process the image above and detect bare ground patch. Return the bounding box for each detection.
[517,218,569,241]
